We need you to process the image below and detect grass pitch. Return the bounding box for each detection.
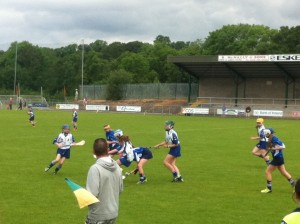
[1,110,300,224]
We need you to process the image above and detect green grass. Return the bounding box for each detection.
[1,110,300,224]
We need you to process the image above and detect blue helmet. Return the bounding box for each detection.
[62,124,70,129]
[267,127,275,134]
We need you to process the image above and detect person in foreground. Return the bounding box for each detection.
[154,120,183,182]
[85,138,123,224]
[281,178,300,224]
[260,128,295,193]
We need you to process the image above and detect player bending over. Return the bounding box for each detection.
[114,129,153,184]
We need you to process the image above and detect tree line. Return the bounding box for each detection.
[0,24,299,100]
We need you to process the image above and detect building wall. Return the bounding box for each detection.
[199,77,300,99]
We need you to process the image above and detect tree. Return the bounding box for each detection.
[106,69,133,100]
[202,24,278,54]
[272,26,300,53]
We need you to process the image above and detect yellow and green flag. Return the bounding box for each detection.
[65,178,100,209]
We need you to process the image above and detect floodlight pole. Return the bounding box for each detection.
[13,42,18,95]
[81,39,84,99]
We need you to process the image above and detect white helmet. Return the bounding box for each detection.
[114,129,123,137]
[263,129,271,136]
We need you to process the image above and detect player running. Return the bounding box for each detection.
[260,128,295,193]
[28,108,35,127]
[114,129,153,184]
[250,118,270,165]
[72,108,78,131]
[154,120,183,182]
[44,124,80,174]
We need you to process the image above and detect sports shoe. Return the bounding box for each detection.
[44,167,50,172]
[172,176,184,182]
[137,177,147,184]
[125,172,131,177]
[261,188,272,193]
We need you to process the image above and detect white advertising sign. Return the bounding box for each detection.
[217,108,245,115]
[116,106,141,112]
[218,55,269,62]
[85,105,109,111]
[253,110,283,117]
[182,108,209,114]
[56,104,79,110]
[218,54,300,62]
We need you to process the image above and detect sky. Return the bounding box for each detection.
[0,0,299,50]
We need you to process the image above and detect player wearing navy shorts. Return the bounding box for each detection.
[44,124,77,174]
[114,129,153,184]
[260,128,295,193]
[72,108,78,131]
[154,120,183,182]
[250,118,270,165]
[28,108,35,127]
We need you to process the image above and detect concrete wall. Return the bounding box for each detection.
[199,77,300,99]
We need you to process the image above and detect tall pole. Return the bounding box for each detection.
[13,42,18,95]
[81,39,84,99]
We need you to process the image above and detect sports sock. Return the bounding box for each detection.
[54,164,62,173]
[48,162,55,168]
[267,180,272,190]
[173,172,178,177]
[288,178,295,186]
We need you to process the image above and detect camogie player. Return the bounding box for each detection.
[260,128,295,193]
[250,118,270,165]
[114,129,153,184]
[72,108,78,131]
[154,120,183,182]
[28,108,35,127]
[103,124,121,155]
[44,124,80,174]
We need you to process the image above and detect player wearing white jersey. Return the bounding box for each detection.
[44,124,78,174]
[250,118,270,165]
[114,129,153,184]
[154,120,183,182]
[27,108,35,127]
[72,108,78,131]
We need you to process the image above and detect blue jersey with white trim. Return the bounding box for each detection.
[105,130,120,150]
[270,135,285,158]
[53,133,75,150]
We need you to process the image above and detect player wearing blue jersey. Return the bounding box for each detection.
[154,120,183,182]
[250,118,270,165]
[44,124,79,174]
[260,128,295,193]
[114,129,153,184]
[27,108,35,127]
[281,179,300,224]
[103,124,121,155]
[72,108,78,131]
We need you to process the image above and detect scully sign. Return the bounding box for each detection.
[218,54,300,62]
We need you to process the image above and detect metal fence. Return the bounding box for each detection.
[81,83,199,100]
